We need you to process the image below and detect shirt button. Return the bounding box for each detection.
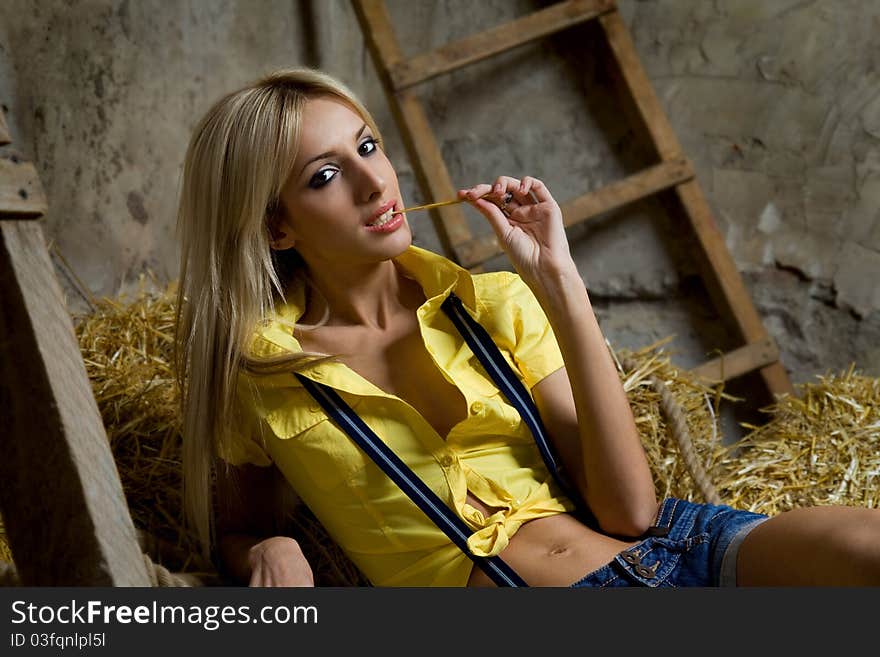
[470,401,484,414]
[439,453,455,467]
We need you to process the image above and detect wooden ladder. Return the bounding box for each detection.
[0,109,150,584]
[352,0,794,402]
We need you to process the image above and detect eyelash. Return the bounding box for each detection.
[308,137,382,189]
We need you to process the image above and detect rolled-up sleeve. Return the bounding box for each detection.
[478,272,565,390]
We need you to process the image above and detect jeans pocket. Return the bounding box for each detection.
[615,533,709,587]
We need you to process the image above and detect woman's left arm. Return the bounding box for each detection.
[460,176,657,536]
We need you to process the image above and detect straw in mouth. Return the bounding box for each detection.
[394,192,507,215]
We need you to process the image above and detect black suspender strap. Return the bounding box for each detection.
[440,293,590,520]
[294,372,528,588]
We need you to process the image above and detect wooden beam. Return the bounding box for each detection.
[353,0,472,252]
[389,0,615,89]
[599,10,680,160]
[0,158,49,218]
[0,220,150,585]
[690,337,781,384]
[561,156,693,227]
[456,156,694,268]
[675,181,795,395]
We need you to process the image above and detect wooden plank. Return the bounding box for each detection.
[389,0,615,89]
[0,111,10,146]
[0,158,49,218]
[690,337,780,383]
[561,156,693,227]
[0,220,150,585]
[675,181,795,395]
[599,10,680,159]
[456,156,694,268]
[353,0,472,252]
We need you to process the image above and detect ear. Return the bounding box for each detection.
[267,212,298,251]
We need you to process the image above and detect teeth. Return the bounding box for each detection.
[369,209,394,227]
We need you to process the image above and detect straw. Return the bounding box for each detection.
[396,191,501,215]
[395,197,471,214]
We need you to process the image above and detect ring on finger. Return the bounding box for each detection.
[500,192,513,216]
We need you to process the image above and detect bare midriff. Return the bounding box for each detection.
[465,493,644,587]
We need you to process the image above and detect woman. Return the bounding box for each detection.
[174,67,880,587]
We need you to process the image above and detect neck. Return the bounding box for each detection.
[301,257,414,329]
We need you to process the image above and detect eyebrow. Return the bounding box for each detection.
[298,123,368,179]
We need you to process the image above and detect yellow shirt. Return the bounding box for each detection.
[221,245,575,586]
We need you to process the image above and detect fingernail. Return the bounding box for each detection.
[494,183,502,192]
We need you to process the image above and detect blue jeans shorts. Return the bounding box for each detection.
[571,497,768,587]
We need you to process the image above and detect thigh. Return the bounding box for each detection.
[736,505,880,586]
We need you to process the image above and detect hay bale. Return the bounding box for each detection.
[710,366,880,515]
[74,275,364,586]
[612,338,732,503]
[72,275,214,578]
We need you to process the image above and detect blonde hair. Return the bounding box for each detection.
[174,67,382,562]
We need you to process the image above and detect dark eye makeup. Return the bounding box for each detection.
[307,137,382,189]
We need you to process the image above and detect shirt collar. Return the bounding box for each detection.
[248,245,477,393]
[393,245,477,314]
[267,244,476,326]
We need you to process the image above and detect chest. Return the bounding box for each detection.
[300,319,468,438]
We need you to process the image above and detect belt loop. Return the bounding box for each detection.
[645,498,677,537]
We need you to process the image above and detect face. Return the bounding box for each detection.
[271,96,410,270]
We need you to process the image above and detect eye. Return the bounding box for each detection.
[308,167,338,189]
[358,137,380,156]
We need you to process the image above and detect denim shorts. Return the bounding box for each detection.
[570,497,768,587]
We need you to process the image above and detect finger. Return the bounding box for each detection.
[458,183,493,201]
[248,563,264,587]
[472,196,513,242]
[519,176,555,205]
[461,183,515,218]
[495,176,544,211]
[491,176,523,201]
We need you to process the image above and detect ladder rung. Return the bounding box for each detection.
[389,0,615,90]
[560,156,693,228]
[456,156,693,268]
[690,338,780,383]
[0,111,10,146]
[0,159,48,218]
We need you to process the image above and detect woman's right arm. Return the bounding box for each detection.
[215,460,315,586]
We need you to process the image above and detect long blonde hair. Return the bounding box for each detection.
[174,67,382,562]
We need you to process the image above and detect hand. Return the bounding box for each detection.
[247,536,315,587]
[458,175,574,285]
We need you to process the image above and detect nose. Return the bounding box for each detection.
[355,158,387,204]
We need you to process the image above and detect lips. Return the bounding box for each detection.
[365,200,398,227]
